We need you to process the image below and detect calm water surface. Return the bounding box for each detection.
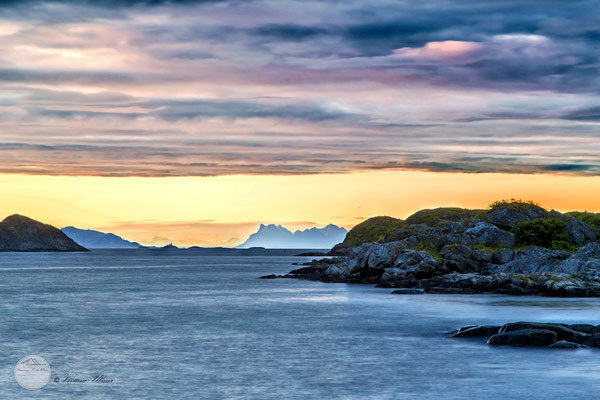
[1,249,599,399]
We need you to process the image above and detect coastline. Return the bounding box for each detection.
[266,202,600,298]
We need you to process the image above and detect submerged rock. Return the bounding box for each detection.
[259,274,278,279]
[391,288,424,295]
[499,322,590,343]
[488,329,557,347]
[547,341,589,349]
[452,325,501,338]
[568,324,596,334]
[452,320,600,349]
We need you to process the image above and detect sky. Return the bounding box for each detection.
[0,0,598,246]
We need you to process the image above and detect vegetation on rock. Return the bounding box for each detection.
[342,216,405,246]
[284,199,600,298]
[512,218,575,251]
[566,211,600,229]
[405,207,486,226]
[488,199,541,211]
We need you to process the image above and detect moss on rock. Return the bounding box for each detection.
[405,207,486,226]
[342,216,405,246]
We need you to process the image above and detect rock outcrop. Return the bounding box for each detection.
[463,222,516,247]
[274,202,600,297]
[451,321,598,350]
[0,215,87,252]
[485,204,547,229]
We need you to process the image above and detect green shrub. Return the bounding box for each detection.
[512,218,574,251]
[488,199,541,211]
[343,216,405,246]
[565,211,600,229]
[550,240,575,252]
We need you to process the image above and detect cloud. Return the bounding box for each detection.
[0,0,227,6]
[252,24,328,41]
[0,67,141,84]
[393,41,482,61]
[562,106,600,122]
[0,0,597,177]
[23,96,360,122]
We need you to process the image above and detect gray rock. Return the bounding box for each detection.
[440,244,489,273]
[549,210,568,220]
[463,222,516,247]
[365,241,400,269]
[543,279,592,297]
[584,259,600,278]
[548,244,600,275]
[563,218,597,244]
[574,242,600,260]
[553,258,585,275]
[410,225,447,248]
[486,204,547,230]
[488,329,557,346]
[392,250,441,279]
[492,248,516,264]
[436,222,466,245]
[323,265,350,281]
[547,340,588,349]
[348,240,415,270]
[489,247,572,274]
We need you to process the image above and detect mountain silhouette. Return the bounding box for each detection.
[237,223,347,249]
[62,227,141,249]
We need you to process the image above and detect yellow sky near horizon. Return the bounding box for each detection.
[1,170,599,246]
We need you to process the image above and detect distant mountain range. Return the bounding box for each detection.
[237,224,348,249]
[62,226,141,249]
[0,214,86,252]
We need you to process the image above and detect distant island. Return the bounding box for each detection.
[271,200,600,297]
[0,214,87,252]
[62,226,141,249]
[237,223,348,249]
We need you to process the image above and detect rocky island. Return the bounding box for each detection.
[451,321,600,349]
[270,200,600,297]
[0,214,87,252]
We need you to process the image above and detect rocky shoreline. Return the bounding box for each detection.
[451,322,600,349]
[263,202,600,297]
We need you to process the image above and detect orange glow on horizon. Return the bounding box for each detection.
[0,170,599,246]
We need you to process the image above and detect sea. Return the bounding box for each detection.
[1,249,599,399]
